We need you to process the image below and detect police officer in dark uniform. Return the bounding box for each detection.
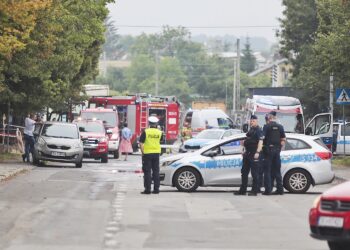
[262,111,286,195]
[235,115,263,196]
[139,116,164,194]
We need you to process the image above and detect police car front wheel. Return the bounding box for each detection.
[174,167,200,192]
[283,169,312,194]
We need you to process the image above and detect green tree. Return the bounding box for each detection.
[278,0,318,76]
[240,38,256,73]
[1,0,114,115]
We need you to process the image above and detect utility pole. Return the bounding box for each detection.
[236,39,241,110]
[233,59,237,113]
[155,50,159,96]
[330,73,334,114]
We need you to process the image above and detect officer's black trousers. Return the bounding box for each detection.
[265,147,283,193]
[142,153,160,192]
[239,152,259,193]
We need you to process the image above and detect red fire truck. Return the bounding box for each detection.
[88,94,180,151]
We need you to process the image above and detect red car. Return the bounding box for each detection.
[309,181,350,250]
[74,120,110,163]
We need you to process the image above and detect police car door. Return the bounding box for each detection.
[202,137,244,186]
[280,137,317,177]
[305,113,333,150]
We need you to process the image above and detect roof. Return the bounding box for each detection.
[248,58,289,77]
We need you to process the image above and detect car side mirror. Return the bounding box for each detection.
[106,129,113,135]
[242,123,248,133]
[305,127,312,135]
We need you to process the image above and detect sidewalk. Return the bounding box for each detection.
[0,161,33,182]
[332,165,350,181]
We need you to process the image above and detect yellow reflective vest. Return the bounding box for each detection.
[143,128,162,154]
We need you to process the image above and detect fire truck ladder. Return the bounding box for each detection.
[140,101,148,130]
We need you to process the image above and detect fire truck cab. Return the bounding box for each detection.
[88,94,180,151]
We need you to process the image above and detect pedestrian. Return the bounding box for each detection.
[119,122,133,161]
[234,115,263,196]
[139,116,163,194]
[22,113,36,163]
[262,111,286,195]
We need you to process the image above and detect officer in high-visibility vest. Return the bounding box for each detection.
[139,116,164,194]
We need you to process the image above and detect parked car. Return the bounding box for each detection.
[33,122,83,168]
[74,119,110,163]
[160,133,334,193]
[80,108,120,159]
[181,109,235,137]
[309,181,350,250]
[179,128,241,153]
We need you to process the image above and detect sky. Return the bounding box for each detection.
[107,0,284,43]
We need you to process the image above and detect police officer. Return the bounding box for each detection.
[234,115,263,196]
[139,116,163,194]
[262,111,286,195]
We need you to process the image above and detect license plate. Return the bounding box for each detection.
[318,216,344,228]
[51,151,65,157]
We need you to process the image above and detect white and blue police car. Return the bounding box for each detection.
[160,133,335,193]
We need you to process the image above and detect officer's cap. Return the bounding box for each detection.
[250,115,258,120]
[148,116,159,123]
[269,111,277,116]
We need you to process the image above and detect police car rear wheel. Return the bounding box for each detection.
[174,167,200,192]
[284,169,311,193]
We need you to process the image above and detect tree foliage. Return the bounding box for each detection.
[240,38,256,73]
[0,0,114,115]
[279,0,350,117]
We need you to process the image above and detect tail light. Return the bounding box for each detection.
[315,151,332,160]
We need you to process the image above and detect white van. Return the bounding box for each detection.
[182,109,235,136]
[333,122,350,155]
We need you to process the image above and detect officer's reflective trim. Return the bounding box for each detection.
[281,153,321,164]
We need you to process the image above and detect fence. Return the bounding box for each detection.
[0,124,25,153]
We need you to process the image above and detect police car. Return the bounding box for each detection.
[160,133,335,193]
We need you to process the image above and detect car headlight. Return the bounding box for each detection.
[312,195,321,208]
[161,160,177,167]
[73,142,82,149]
[98,137,107,143]
[38,137,46,146]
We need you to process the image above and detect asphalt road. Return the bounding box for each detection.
[0,153,342,250]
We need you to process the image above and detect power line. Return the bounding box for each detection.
[115,25,279,29]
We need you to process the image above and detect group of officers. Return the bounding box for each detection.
[235,111,286,196]
[139,111,286,196]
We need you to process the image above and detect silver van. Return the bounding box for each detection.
[182,109,235,136]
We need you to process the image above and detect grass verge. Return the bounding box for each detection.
[332,156,350,167]
[0,152,21,162]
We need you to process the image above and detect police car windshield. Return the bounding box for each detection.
[77,122,105,133]
[196,130,223,139]
[256,112,304,133]
[81,112,117,127]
